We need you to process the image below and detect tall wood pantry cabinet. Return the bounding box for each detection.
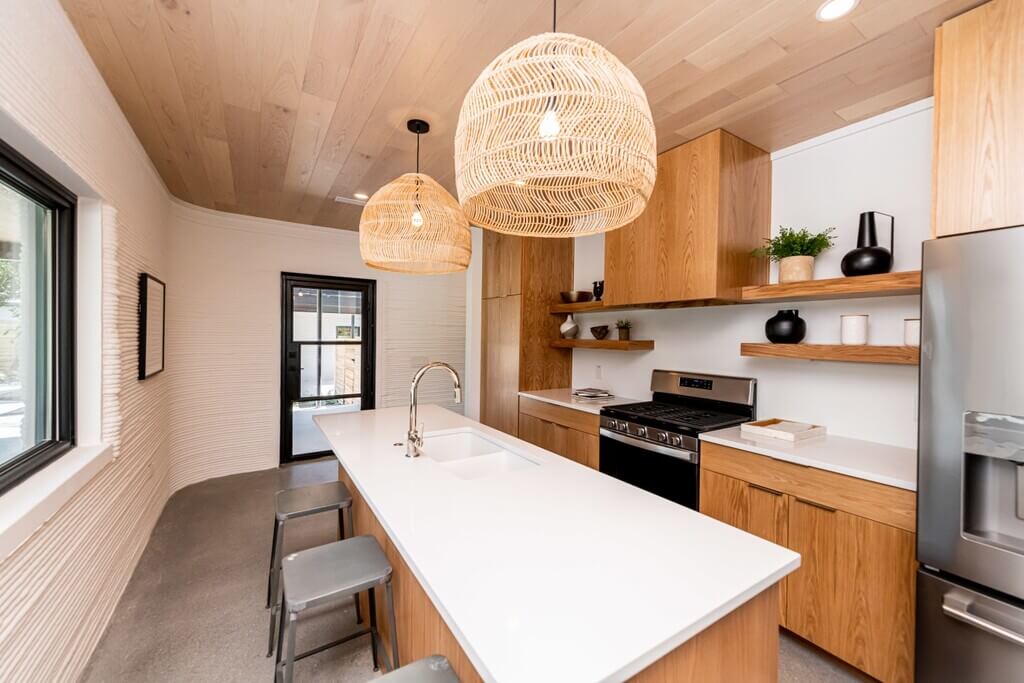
[933,0,1024,236]
[480,231,571,437]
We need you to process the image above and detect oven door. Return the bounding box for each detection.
[599,429,699,509]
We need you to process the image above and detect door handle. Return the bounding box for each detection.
[942,593,1024,648]
[749,483,783,496]
[795,497,836,512]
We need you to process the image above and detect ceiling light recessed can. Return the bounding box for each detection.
[816,0,859,21]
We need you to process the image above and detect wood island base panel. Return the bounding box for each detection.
[340,464,781,683]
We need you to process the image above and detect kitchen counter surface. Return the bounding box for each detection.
[700,426,917,491]
[517,388,643,414]
[316,406,799,682]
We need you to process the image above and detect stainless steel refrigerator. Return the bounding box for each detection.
[917,225,1024,681]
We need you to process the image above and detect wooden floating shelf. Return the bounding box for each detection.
[551,339,655,351]
[741,271,921,303]
[549,298,734,315]
[549,300,607,314]
[740,343,919,365]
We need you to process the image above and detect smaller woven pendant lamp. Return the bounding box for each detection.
[454,0,657,237]
[359,119,471,273]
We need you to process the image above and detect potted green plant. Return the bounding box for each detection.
[752,227,836,283]
[615,319,632,341]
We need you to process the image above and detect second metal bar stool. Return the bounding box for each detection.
[272,535,399,683]
[266,481,359,622]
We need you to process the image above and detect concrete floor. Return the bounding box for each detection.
[83,460,867,682]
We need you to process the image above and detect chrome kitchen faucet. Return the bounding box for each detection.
[407,362,462,458]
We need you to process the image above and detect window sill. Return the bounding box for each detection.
[0,443,113,560]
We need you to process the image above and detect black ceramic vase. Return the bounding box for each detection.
[765,309,806,344]
[841,211,895,276]
[592,280,605,301]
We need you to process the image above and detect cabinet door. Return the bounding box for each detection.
[481,296,520,436]
[787,497,915,682]
[700,470,788,624]
[933,0,1024,236]
[603,132,719,306]
[518,413,566,456]
[565,429,599,469]
[482,231,522,298]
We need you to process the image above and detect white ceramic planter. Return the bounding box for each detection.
[778,255,815,283]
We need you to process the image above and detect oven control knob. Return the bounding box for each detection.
[657,432,668,443]
[616,420,627,431]
[669,434,682,447]
[635,426,648,438]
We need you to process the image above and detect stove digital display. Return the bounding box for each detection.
[680,377,713,391]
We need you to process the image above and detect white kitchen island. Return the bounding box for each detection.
[316,406,799,682]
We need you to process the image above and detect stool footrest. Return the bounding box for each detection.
[293,627,371,663]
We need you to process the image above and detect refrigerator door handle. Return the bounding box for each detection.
[942,593,1024,648]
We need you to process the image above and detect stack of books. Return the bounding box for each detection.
[572,387,614,401]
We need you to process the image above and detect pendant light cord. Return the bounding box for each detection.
[552,0,557,32]
[415,132,420,174]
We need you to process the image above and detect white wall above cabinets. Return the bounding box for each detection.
[571,100,933,449]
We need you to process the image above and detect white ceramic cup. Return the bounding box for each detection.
[840,314,869,345]
[904,318,921,347]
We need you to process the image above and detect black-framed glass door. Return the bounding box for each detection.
[280,273,375,463]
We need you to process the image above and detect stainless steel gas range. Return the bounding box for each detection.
[598,370,756,510]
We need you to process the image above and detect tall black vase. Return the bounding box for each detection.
[841,211,894,276]
[765,309,806,344]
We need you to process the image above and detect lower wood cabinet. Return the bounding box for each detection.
[518,397,599,470]
[699,443,916,683]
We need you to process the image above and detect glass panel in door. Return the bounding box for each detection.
[282,275,375,463]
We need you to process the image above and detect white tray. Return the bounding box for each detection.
[741,418,827,442]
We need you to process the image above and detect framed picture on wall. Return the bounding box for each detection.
[138,273,165,380]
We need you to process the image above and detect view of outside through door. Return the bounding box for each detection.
[288,284,369,458]
[0,180,51,466]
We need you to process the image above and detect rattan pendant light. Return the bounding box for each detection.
[454,0,657,237]
[359,119,471,273]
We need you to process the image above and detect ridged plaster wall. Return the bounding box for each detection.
[166,201,466,490]
[0,2,171,680]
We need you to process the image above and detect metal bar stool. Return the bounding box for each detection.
[266,481,360,623]
[271,535,399,683]
[376,655,460,682]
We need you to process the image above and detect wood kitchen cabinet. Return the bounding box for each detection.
[603,129,770,307]
[933,0,1024,236]
[480,233,571,437]
[700,470,788,625]
[518,397,599,470]
[700,443,916,682]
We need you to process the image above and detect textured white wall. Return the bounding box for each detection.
[0,1,171,680]
[571,102,933,448]
[166,201,466,490]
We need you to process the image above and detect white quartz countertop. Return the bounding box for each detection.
[316,406,799,683]
[700,426,918,491]
[518,388,644,415]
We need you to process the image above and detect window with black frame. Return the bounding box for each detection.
[0,139,75,494]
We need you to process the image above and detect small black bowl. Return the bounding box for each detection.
[590,325,609,340]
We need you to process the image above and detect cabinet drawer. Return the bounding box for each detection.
[518,396,600,435]
[701,442,915,532]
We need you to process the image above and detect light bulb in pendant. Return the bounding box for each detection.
[539,108,560,140]
[410,209,424,229]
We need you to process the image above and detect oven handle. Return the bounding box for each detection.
[599,428,699,464]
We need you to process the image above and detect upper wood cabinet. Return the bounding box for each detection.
[480,233,571,437]
[603,129,770,307]
[933,0,1024,236]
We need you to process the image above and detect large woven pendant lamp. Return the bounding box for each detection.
[359,119,471,273]
[454,0,657,238]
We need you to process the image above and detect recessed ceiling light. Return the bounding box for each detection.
[353,192,369,200]
[334,195,368,206]
[816,0,859,22]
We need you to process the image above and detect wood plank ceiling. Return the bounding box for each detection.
[61,0,984,231]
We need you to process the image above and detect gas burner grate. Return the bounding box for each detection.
[608,401,746,429]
